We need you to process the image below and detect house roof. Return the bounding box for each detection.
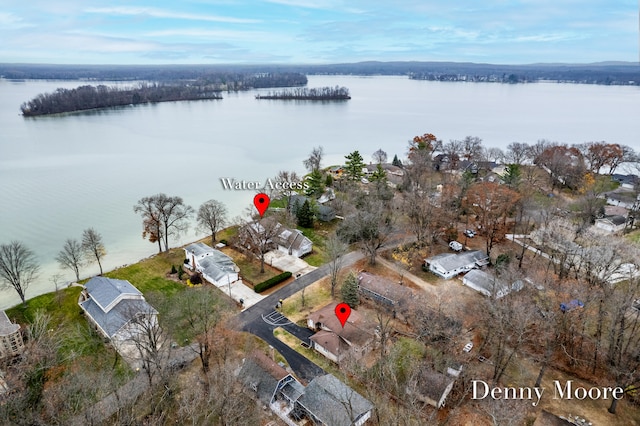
[0,311,19,336]
[463,269,523,298]
[297,374,373,426]
[84,276,142,312]
[308,302,374,348]
[425,250,489,273]
[184,242,215,257]
[197,250,238,281]
[238,351,290,405]
[310,330,351,358]
[80,297,157,337]
[596,215,627,226]
[357,271,414,306]
[412,369,455,405]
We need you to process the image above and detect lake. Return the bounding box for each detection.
[0,75,638,308]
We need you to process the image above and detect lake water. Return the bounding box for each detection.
[0,75,638,308]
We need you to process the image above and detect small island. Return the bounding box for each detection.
[255,86,350,100]
[20,83,223,117]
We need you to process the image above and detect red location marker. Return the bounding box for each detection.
[253,193,270,217]
[335,303,351,328]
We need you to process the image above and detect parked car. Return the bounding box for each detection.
[464,229,476,238]
[449,241,463,251]
[463,342,474,353]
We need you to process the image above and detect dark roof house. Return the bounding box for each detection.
[357,271,415,320]
[407,369,455,409]
[307,302,376,363]
[297,374,374,426]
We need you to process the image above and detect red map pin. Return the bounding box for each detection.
[253,193,270,217]
[335,302,351,328]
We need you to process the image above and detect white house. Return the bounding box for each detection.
[424,250,490,279]
[243,218,313,258]
[79,277,158,356]
[184,242,239,287]
[594,215,627,233]
[462,269,523,299]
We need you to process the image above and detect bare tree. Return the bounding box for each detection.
[326,232,347,298]
[236,215,282,273]
[178,287,224,377]
[303,145,324,172]
[372,148,388,164]
[134,193,194,252]
[337,204,393,265]
[0,240,39,306]
[126,308,171,387]
[505,142,531,165]
[196,199,228,246]
[82,228,106,275]
[56,238,84,282]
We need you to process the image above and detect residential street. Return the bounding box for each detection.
[235,250,364,382]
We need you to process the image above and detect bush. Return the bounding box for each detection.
[254,272,292,293]
[170,265,177,274]
[190,273,202,285]
[178,265,184,280]
[220,239,228,245]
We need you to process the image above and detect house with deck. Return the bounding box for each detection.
[238,351,373,426]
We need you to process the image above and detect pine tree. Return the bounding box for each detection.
[392,154,403,168]
[296,199,314,228]
[341,272,360,308]
[371,163,387,182]
[305,169,325,198]
[344,150,365,181]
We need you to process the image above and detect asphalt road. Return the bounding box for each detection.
[236,250,364,383]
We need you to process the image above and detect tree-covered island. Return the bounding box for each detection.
[255,86,350,100]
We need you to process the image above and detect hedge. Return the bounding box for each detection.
[254,271,292,293]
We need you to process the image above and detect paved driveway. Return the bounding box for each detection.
[264,251,316,276]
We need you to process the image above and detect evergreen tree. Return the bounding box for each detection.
[392,154,403,168]
[304,169,324,198]
[344,150,365,181]
[341,272,360,308]
[371,163,387,182]
[296,199,314,228]
[324,173,333,187]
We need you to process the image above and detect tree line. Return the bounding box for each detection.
[256,86,350,100]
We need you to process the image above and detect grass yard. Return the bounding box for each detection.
[280,276,333,324]
[298,218,340,267]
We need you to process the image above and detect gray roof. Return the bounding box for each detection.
[184,242,214,257]
[84,276,142,312]
[426,250,489,272]
[80,297,157,337]
[464,269,523,298]
[0,311,20,337]
[598,215,627,226]
[297,374,373,426]
[199,255,237,282]
[414,369,455,405]
[238,351,290,405]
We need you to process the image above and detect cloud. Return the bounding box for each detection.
[84,6,261,24]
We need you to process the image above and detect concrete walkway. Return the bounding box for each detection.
[214,279,265,311]
[264,251,316,276]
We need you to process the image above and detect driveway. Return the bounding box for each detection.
[236,251,364,382]
[264,251,316,276]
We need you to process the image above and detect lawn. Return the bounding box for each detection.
[299,218,340,267]
[280,276,333,324]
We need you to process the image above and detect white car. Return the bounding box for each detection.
[463,342,474,353]
[449,241,463,251]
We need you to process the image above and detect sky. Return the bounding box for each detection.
[0,0,637,65]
